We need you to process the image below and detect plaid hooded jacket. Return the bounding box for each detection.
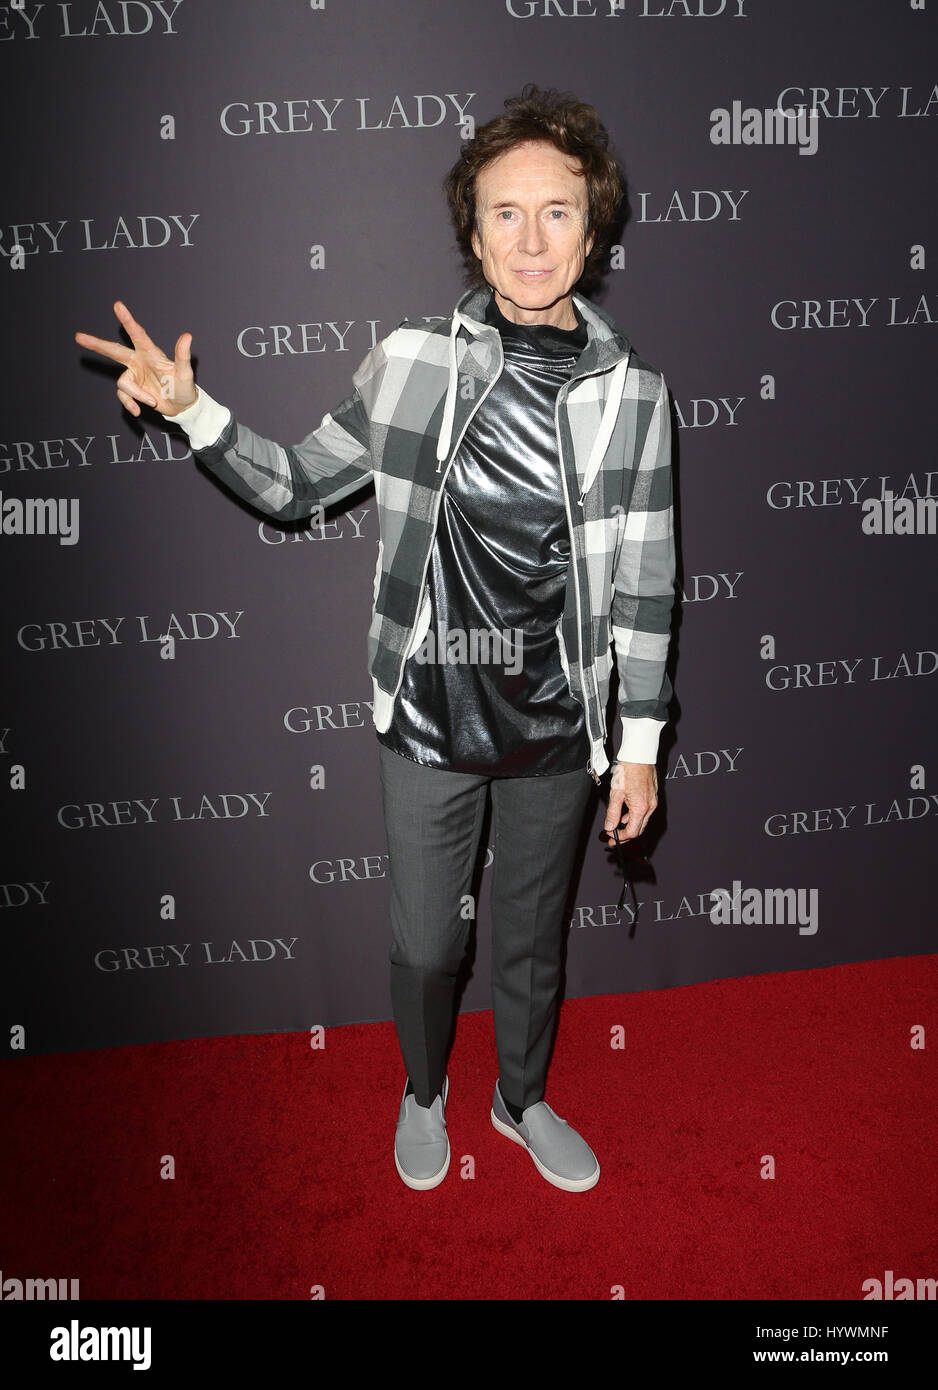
[175,285,676,781]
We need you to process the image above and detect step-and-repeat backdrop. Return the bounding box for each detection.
[3,1,936,1054]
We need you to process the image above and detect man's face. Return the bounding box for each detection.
[471,140,594,329]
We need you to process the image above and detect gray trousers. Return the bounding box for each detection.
[378,742,595,1111]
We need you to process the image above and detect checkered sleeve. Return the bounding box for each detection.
[179,340,387,521]
[611,373,676,765]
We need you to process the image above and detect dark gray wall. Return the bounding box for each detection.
[3,0,936,1054]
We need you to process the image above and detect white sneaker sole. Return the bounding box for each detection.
[491,1110,600,1192]
[394,1141,450,1190]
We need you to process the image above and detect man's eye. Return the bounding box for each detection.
[497,210,514,220]
[549,209,566,219]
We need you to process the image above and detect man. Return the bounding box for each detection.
[75,86,676,1195]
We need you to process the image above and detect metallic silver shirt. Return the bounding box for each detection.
[377,292,590,776]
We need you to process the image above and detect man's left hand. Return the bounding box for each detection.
[603,761,658,845]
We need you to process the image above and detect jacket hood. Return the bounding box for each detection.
[454,285,632,374]
[435,286,632,480]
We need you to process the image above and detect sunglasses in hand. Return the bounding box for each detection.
[599,823,651,912]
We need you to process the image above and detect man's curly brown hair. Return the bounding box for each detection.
[443,85,627,292]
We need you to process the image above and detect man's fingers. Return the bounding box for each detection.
[173,332,193,374]
[113,300,158,352]
[117,371,157,408]
[116,388,140,417]
[603,792,626,835]
[604,795,633,843]
[604,795,657,843]
[74,330,133,367]
[615,810,650,843]
[75,303,161,362]
[172,333,194,383]
[631,799,657,839]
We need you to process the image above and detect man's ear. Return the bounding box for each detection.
[471,225,481,261]
[585,227,595,258]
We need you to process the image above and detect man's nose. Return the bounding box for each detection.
[517,216,548,256]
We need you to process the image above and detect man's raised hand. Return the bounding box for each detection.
[74,301,197,418]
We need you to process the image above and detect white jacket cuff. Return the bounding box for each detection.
[616,717,666,766]
[172,386,231,450]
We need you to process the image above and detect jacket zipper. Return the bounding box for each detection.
[554,376,602,784]
[555,354,630,785]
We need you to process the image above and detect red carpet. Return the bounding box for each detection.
[2,955,936,1301]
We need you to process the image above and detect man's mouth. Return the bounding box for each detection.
[515,269,553,279]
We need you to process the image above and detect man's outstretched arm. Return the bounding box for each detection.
[75,300,378,521]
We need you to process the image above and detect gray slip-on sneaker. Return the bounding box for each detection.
[394,1075,450,1190]
[491,1079,600,1192]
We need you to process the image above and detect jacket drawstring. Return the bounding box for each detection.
[435,314,461,471]
[577,354,630,504]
